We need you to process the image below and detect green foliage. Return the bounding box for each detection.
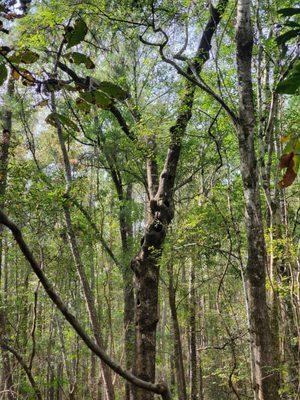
[65,18,88,49]
[276,7,300,95]
[64,51,95,69]
[96,81,130,101]
[278,7,300,16]
[9,49,39,64]
[79,90,112,108]
[0,1,299,399]
[45,112,80,132]
[276,61,300,95]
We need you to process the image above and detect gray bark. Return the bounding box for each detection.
[168,263,187,400]
[235,1,280,398]
[132,3,228,398]
[0,77,15,400]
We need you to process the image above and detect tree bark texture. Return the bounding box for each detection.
[235,1,280,398]
[132,2,228,398]
[168,263,187,400]
[0,77,15,400]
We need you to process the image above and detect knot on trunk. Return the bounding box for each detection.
[138,317,159,333]
[142,221,166,250]
[150,198,174,224]
[157,381,172,399]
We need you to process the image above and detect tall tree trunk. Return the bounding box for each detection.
[133,4,228,398]
[97,120,136,400]
[235,1,280,398]
[0,76,15,400]
[168,263,187,400]
[51,94,115,400]
[132,82,195,400]
[114,180,135,400]
[189,261,197,400]
[197,295,205,400]
[123,266,135,400]
[57,317,78,399]
[56,362,63,400]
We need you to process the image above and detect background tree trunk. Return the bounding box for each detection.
[168,262,187,400]
[235,1,280,398]
[0,76,15,400]
[189,261,198,400]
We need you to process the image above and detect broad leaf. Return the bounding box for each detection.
[65,19,88,49]
[80,90,112,108]
[284,21,300,28]
[278,7,300,16]
[9,50,39,64]
[76,98,91,113]
[276,61,300,94]
[11,68,20,80]
[96,81,129,101]
[3,13,22,20]
[46,113,80,132]
[63,84,78,92]
[0,46,11,55]
[277,29,300,44]
[65,52,95,69]
[36,99,48,107]
[20,69,35,86]
[44,79,76,92]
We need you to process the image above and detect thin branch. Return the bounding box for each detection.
[0,341,42,400]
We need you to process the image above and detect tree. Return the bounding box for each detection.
[0,1,299,399]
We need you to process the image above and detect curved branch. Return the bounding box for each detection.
[139,1,239,126]
[109,105,137,142]
[0,341,42,400]
[0,210,171,400]
[57,62,138,143]
[160,53,239,126]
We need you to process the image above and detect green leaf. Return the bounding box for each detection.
[65,19,88,49]
[97,81,129,101]
[80,90,112,108]
[63,84,78,92]
[282,140,293,155]
[0,63,7,85]
[276,29,300,44]
[278,7,300,16]
[76,98,91,113]
[45,113,80,132]
[276,74,300,94]
[9,50,39,64]
[283,21,300,28]
[65,52,95,69]
[276,61,300,94]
